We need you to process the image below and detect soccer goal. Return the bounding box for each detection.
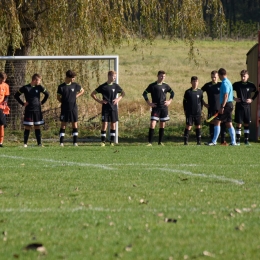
[0,55,120,143]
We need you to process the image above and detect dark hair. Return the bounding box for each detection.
[157,70,166,76]
[191,76,198,81]
[66,70,77,78]
[240,69,248,76]
[211,70,218,75]
[32,73,42,80]
[0,72,4,80]
[218,68,227,76]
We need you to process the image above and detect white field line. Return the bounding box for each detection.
[158,168,244,185]
[0,155,244,185]
[0,155,113,170]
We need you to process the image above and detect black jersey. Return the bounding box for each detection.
[143,82,174,108]
[183,88,204,116]
[57,82,82,111]
[95,82,123,111]
[14,84,49,111]
[201,82,221,111]
[233,81,257,107]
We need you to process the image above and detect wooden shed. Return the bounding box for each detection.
[246,31,260,141]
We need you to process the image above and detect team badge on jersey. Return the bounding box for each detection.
[35,90,38,93]
[162,89,165,92]
[247,88,249,91]
[112,89,115,92]
[197,95,199,98]
[72,89,74,92]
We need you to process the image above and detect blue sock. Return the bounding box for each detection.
[228,127,236,144]
[212,126,220,144]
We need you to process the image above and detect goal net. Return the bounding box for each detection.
[0,55,119,142]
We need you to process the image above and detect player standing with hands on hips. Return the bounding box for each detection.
[91,70,125,146]
[57,70,84,147]
[14,73,49,147]
[142,70,174,146]
[206,68,236,146]
[233,70,259,145]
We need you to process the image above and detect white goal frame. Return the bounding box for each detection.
[0,55,120,143]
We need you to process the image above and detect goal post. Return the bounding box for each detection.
[0,55,120,143]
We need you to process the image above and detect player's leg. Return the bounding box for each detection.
[71,122,78,146]
[243,106,251,145]
[0,110,6,147]
[235,123,242,145]
[234,106,242,145]
[147,108,159,145]
[158,108,169,145]
[23,110,34,147]
[194,116,201,145]
[59,122,66,146]
[220,122,227,145]
[109,110,118,145]
[184,116,192,145]
[207,110,215,141]
[34,111,44,146]
[225,103,236,145]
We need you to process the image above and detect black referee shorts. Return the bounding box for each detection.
[215,102,233,123]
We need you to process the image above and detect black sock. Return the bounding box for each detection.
[148,128,154,143]
[244,126,249,143]
[195,128,201,143]
[72,128,78,144]
[59,128,65,143]
[35,129,41,145]
[158,128,164,143]
[236,128,241,143]
[209,124,214,140]
[184,128,190,144]
[110,129,116,143]
[24,129,30,144]
[101,130,106,142]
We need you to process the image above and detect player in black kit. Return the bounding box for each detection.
[233,70,259,145]
[91,71,125,146]
[14,73,49,147]
[57,70,84,146]
[183,76,204,145]
[202,70,227,145]
[142,70,174,146]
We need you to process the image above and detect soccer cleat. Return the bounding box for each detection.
[221,141,228,146]
[229,143,237,146]
[73,143,78,146]
[158,142,165,146]
[23,144,27,148]
[236,142,240,146]
[38,144,43,147]
[206,142,216,146]
[0,143,3,148]
[244,141,251,146]
[184,142,188,145]
[101,142,106,147]
[197,142,201,145]
[60,143,64,147]
[146,143,152,146]
[110,142,114,146]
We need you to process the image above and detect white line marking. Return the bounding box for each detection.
[0,155,114,170]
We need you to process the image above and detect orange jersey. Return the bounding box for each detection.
[0,82,10,103]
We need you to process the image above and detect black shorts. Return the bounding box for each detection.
[23,110,44,126]
[234,105,251,124]
[0,109,6,125]
[150,107,169,122]
[215,102,233,122]
[185,114,201,126]
[102,109,118,122]
[60,108,78,123]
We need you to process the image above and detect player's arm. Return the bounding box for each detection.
[76,88,84,99]
[41,89,49,105]
[113,90,125,105]
[219,93,228,114]
[91,90,105,104]
[142,89,156,107]
[249,85,259,103]
[57,93,62,103]
[14,89,26,106]
[164,89,174,106]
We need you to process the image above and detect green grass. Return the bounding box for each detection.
[1,143,260,259]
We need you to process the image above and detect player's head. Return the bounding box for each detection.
[66,70,76,79]
[31,73,42,85]
[211,70,218,83]
[191,76,198,88]
[218,68,227,80]
[107,70,117,82]
[240,69,249,82]
[157,70,166,83]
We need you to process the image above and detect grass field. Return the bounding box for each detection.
[1,142,260,259]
